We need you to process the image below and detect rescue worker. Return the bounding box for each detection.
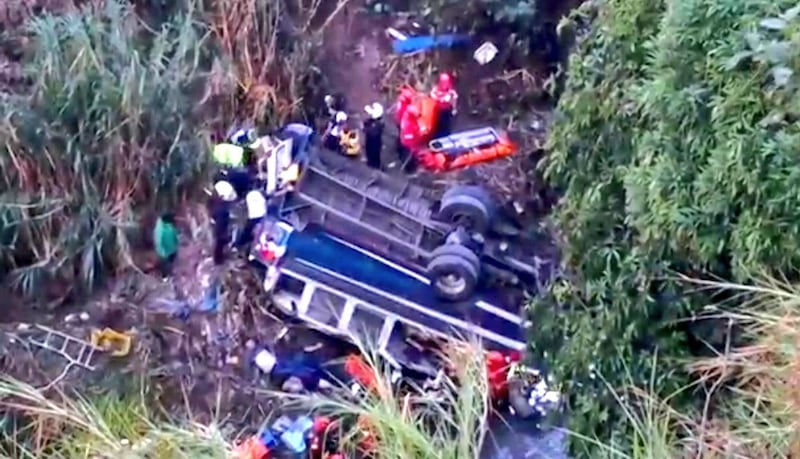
[398,103,422,173]
[212,141,253,170]
[323,111,348,153]
[324,93,346,119]
[235,188,268,248]
[363,102,385,169]
[339,125,361,158]
[430,72,458,139]
[281,122,315,163]
[393,87,415,170]
[210,180,237,265]
[153,212,179,280]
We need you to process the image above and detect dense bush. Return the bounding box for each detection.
[530,0,800,455]
[0,0,211,299]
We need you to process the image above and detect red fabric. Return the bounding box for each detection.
[437,73,454,91]
[313,416,332,434]
[395,99,411,125]
[486,351,511,401]
[236,436,270,459]
[395,88,416,124]
[345,355,377,390]
[399,108,422,149]
[430,86,458,110]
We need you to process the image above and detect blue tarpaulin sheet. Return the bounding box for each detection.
[392,34,470,54]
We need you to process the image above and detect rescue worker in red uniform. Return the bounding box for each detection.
[398,103,422,173]
[430,72,458,139]
[394,87,417,173]
[485,350,521,402]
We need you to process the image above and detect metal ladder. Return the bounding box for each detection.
[28,325,100,371]
[428,127,499,154]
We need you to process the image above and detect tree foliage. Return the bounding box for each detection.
[530,0,800,455]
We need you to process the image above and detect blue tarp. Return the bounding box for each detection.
[392,34,470,54]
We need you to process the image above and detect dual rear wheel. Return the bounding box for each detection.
[428,186,495,302]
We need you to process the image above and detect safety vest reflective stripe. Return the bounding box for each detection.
[212,143,245,167]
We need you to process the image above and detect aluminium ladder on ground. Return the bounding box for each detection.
[27,325,101,371]
[269,258,528,365]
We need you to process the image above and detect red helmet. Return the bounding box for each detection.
[437,73,453,91]
[399,87,415,103]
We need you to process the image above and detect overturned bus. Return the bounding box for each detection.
[245,135,556,379]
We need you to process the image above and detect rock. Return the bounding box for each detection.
[16,323,30,332]
[79,312,90,322]
[282,376,305,393]
[64,313,79,324]
[225,355,239,366]
[245,339,256,349]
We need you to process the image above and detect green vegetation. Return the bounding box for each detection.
[0,378,230,458]
[0,346,492,458]
[0,0,211,298]
[0,0,324,302]
[534,0,800,455]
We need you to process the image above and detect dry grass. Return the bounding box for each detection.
[0,377,232,458]
[585,275,800,458]
[0,0,212,301]
[279,341,493,459]
[204,0,352,126]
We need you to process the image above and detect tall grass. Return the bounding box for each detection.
[0,0,213,300]
[284,343,492,459]
[0,378,231,458]
[587,275,800,458]
[204,0,352,126]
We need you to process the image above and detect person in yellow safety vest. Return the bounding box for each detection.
[212,142,251,169]
[340,129,361,158]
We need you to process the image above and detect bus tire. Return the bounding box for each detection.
[439,186,495,233]
[427,251,479,302]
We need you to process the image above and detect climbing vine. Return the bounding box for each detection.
[531,0,800,455]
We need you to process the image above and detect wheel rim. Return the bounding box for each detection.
[435,272,466,297]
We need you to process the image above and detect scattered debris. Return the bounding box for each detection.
[90,328,133,357]
[474,41,499,65]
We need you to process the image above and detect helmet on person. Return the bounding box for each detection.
[213,180,237,202]
[334,111,348,124]
[399,87,415,103]
[436,72,454,91]
[364,102,384,119]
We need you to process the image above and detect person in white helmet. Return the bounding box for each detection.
[323,111,348,153]
[363,102,385,170]
[210,180,237,265]
[235,188,268,248]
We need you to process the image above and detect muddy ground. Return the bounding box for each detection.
[1,0,574,457]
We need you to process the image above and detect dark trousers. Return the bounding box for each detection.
[396,138,417,173]
[365,139,382,169]
[158,253,177,277]
[433,108,453,139]
[213,219,230,265]
[323,134,341,153]
[235,217,260,247]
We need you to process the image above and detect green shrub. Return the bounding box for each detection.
[531,0,800,455]
[0,0,212,299]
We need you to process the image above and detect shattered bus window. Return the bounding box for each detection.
[385,321,445,376]
[306,288,345,328]
[348,306,384,345]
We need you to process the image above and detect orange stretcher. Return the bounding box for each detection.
[416,127,517,172]
[398,86,518,171]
